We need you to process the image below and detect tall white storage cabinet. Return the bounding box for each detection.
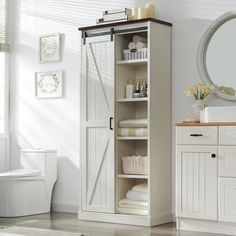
[79,18,172,226]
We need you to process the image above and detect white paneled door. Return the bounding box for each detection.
[80,35,115,213]
[219,178,236,222]
[176,146,217,220]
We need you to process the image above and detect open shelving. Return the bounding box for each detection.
[115,31,149,220]
[117,58,148,65]
[116,136,148,140]
[117,174,148,179]
[117,97,148,103]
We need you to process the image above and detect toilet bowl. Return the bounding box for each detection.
[0,149,57,217]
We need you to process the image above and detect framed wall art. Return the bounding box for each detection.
[39,33,61,63]
[35,71,63,98]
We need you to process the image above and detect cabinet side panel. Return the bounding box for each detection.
[80,39,87,213]
[148,22,172,221]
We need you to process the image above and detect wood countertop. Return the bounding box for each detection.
[176,121,236,126]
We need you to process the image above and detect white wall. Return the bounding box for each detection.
[10,0,236,214]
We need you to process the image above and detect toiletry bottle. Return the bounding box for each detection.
[126,80,135,99]
[135,80,140,93]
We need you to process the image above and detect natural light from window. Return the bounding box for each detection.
[0,52,6,134]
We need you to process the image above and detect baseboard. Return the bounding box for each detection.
[172,213,176,222]
[51,203,79,213]
[177,218,236,236]
[78,211,173,226]
[150,213,173,225]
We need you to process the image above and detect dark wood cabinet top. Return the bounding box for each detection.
[78,18,172,31]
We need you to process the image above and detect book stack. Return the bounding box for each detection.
[96,8,132,25]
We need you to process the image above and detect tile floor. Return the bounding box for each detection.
[0,212,224,236]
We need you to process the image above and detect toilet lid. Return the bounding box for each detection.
[0,169,42,178]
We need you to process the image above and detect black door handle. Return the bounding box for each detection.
[190,134,203,137]
[110,117,113,130]
[211,153,216,158]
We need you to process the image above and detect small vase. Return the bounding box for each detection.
[192,99,205,121]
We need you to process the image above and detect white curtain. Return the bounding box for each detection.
[0,0,10,51]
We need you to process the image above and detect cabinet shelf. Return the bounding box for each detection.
[117,59,148,65]
[117,174,148,179]
[117,136,148,140]
[117,97,148,102]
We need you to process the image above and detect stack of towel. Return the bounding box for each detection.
[118,182,148,215]
[117,119,148,137]
[128,35,147,51]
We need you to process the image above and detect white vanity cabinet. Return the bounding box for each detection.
[176,124,236,235]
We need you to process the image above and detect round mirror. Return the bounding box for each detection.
[198,12,236,100]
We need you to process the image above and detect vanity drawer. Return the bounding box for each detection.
[176,126,218,145]
[219,178,236,222]
[219,126,236,145]
[219,146,236,177]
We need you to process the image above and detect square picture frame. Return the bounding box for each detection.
[39,33,61,63]
[35,71,63,98]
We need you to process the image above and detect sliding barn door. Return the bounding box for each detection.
[80,35,115,213]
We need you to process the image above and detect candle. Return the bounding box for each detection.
[131,7,138,20]
[145,3,155,18]
[137,7,146,19]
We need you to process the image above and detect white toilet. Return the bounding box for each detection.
[0,149,57,217]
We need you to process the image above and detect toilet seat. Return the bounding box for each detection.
[0,169,41,178]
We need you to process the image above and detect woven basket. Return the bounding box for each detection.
[122,155,148,175]
[123,48,148,61]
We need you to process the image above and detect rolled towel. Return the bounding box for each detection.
[126,190,148,201]
[136,42,147,49]
[118,207,148,215]
[119,198,148,208]
[119,119,148,128]
[132,35,147,43]
[132,182,148,193]
[128,42,136,50]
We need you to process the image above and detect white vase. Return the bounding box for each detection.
[192,100,205,121]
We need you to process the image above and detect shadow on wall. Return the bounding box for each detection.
[10,41,79,158]
[10,23,80,207]
[52,156,80,211]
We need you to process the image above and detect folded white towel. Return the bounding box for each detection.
[132,182,148,193]
[132,35,147,43]
[119,119,148,128]
[119,198,148,208]
[136,42,147,49]
[117,128,147,137]
[126,190,148,201]
[128,42,136,50]
[118,207,148,215]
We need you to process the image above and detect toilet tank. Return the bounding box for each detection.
[21,149,57,176]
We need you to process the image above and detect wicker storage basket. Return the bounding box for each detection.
[122,155,148,175]
[123,48,148,61]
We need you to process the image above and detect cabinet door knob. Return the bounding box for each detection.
[211,153,216,158]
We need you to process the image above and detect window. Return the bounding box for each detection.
[0,0,10,134]
[0,52,8,133]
